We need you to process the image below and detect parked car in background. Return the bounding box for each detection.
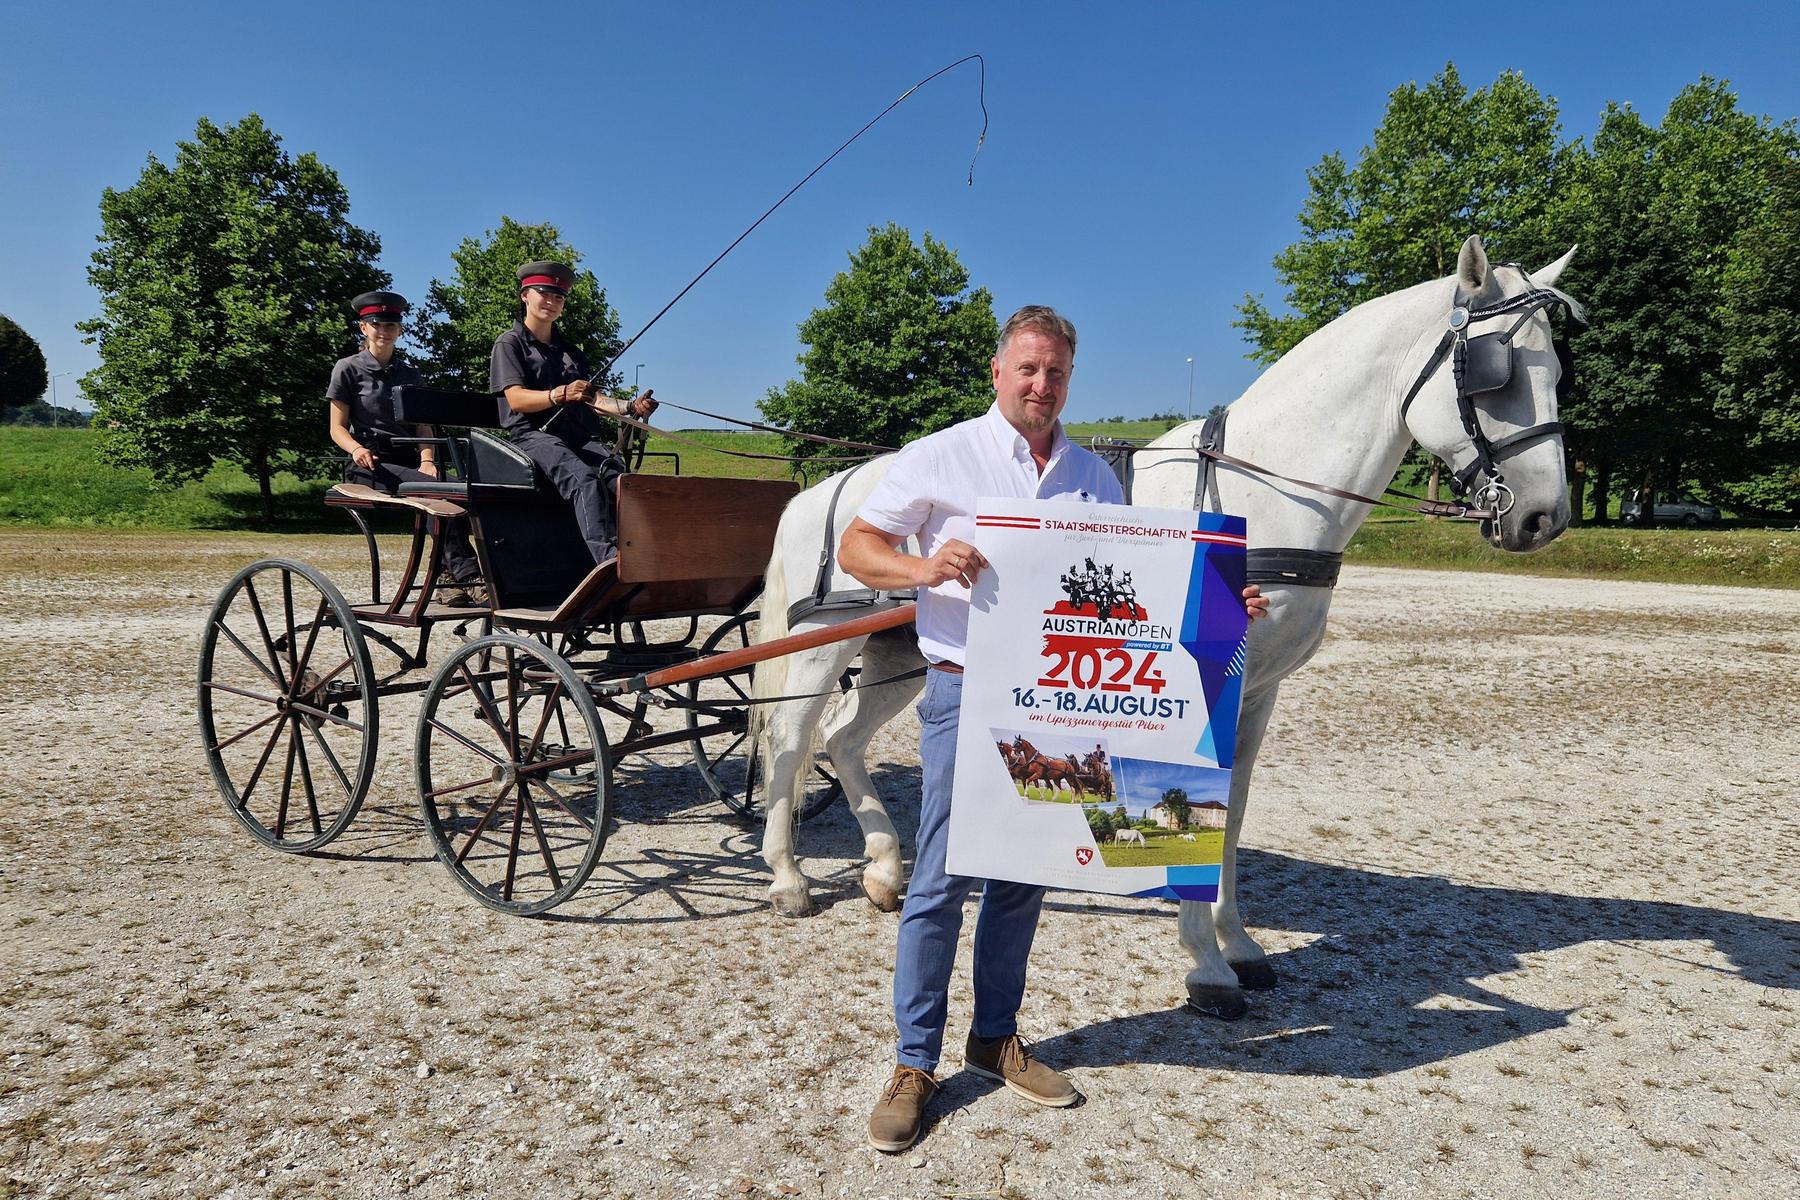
[1620,495,1722,526]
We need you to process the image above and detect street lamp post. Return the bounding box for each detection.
[633,363,645,393]
[1185,358,1195,421]
[50,371,71,408]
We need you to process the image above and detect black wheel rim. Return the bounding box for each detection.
[197,560,377,852]
[416,635,609,915]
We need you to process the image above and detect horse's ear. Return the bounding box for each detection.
[1532,245,1578,289]
[1456,235,1493,297]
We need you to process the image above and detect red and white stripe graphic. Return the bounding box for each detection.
[1191,529,1248,547]
[975,515,1041,529]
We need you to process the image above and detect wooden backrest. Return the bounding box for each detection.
[616,476,798,585]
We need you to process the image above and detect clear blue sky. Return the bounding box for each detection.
[3,1,1796,426]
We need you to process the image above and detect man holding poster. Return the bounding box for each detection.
[840,306,1268,1152]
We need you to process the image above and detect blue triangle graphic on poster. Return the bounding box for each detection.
[1181,522,1247,770]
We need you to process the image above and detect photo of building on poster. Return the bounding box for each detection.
[1088,754,1230,866]
[986,729,1229,867]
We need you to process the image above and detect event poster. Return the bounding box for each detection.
[944,499,1248,901]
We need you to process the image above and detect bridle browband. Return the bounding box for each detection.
[1398,269,1577,519]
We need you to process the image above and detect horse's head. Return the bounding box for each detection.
[1402,235,1583,553]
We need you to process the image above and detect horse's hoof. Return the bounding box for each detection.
[1183,986,1249,1021]
[861,873,902,913]
[768,889,817,919]
[1230,959,1278,991]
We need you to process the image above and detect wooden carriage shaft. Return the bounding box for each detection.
[609,604,919,696]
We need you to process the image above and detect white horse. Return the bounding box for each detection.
[1181,833,1198,843]
[1114,828,1148,848]
[752,236,1580,1018]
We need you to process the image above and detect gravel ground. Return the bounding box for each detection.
[2,530,1797,1200]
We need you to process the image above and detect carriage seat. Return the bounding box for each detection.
[324,482,466,519]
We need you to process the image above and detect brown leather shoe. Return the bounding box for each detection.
[963,1033,1078,1107]
[867,1065,937,1153]
[438,582,489,608]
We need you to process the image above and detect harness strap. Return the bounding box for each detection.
[1245,548,1343,588]
[1194,410,1226,513]
[787,460,915,626]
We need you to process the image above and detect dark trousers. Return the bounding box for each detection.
[514,430,627,565]
[343,459,481,584]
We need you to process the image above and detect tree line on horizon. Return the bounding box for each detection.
[65,66,1800,523]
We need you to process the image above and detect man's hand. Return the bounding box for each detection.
[417,460,439,479]
[561,379,597,406]
[921,539,988,589]
[627,389,657,420]
[351,446,378,470]
[1243,584,1270,621]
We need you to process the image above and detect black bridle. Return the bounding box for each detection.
[1398,270,1578,519]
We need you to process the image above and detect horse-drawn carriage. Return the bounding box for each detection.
[196,385,890,915]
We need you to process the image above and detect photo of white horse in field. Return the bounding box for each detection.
[750,236,1581,1019]
[1112,828,1148,848]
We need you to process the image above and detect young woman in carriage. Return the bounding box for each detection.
[325,290,485,605]
[488,261,659,565]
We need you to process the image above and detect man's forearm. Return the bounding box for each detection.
[838,527,926,590]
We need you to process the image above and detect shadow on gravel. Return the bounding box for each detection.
[1038,847,1800,1078]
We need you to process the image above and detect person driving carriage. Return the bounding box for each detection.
[488,261,659,566]
[325,290,484,605]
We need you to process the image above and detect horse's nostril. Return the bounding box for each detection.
[1531,511,1555,534]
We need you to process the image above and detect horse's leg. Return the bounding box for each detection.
[1213,686,1283,986]
[1181,589,1330,1018]
[1179,686,1279,1018]
[817,630,923,912]
[760,636,864,918]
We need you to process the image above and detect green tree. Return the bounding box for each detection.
[1554,80,1800,518]
[1236,64,1569,366]
[0,315,49,413]
[1714,157,1800,513]
[1084,807,1115,841]
[761,223,998,458]
[410,217,624,395]
[79,114,385,521]
[1158,787,1192,830]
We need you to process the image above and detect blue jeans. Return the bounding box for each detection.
[893,670,1047,1071]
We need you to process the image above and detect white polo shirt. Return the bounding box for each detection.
[856,403,1124,666]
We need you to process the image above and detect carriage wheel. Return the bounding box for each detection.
[684,610,843,824]
[415,634,610,915]
[197,559,379,853]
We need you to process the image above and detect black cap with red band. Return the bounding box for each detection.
[350,291,408,323]
[517,261,575,296]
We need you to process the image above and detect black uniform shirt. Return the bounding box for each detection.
[489,321,595,437]
[326,349,425,445]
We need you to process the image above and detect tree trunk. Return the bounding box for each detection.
[1592,461,1612,523]
[1569,457,1588,527]
[256,449,274,524]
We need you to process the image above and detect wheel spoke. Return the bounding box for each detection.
[292,722,323,835]
[527,775,596,834]
[304,654,356,697]
[524,680,564,759]
[285,700,364,733]
[202,679,284,706]
[273,722,298,839]
[454,788,511,865]
[214,620,285,690]
[519,782,564,892]
[290,596,329,685]
[456,663,513,751]
[424,715,506,766]
[501,786,528,901]
[302,718,354,800]
[212,710,282,753]
[503,647,523,761]
[244,579,291,692]
[516,748,596,779]
[236,718,287,810]
[281,570,298,686]
[426,773,501,802]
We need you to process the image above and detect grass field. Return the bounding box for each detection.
[1095,829,1224,868]
[4,425,1795,587]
